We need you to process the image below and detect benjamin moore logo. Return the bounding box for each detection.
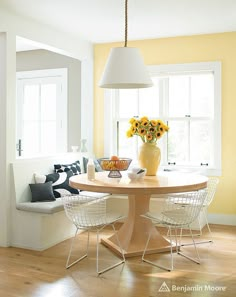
[159,282,170,292]
[158,282,227,293]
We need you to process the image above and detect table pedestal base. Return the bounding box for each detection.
[102,194,177,258]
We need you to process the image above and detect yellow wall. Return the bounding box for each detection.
[94,32,236,216]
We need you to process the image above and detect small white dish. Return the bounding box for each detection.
[127,168,147,180]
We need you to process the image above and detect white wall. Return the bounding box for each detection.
[0,33,9,246]
[0,6,93,247]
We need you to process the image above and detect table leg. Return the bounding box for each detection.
[101,194,174,257]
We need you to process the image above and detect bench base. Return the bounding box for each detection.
[11,208,76,251]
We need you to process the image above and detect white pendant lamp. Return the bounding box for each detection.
[99,0,153,89]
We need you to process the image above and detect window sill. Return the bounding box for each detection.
[160,166,221,177]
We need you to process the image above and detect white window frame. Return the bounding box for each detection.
[104,61,221,176]
[16,68,68,158]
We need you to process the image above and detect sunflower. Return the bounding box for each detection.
[163,124,169,131]
[150,120,157,126]
[141,119,149,127]
[158,125,164,134]
[132,120,140,129]
[146,133,153,141]
[129,117,136,124]
[149,127,155,133]
[138,128,146,136]
[126,129,134,138]
[140,116,148,122]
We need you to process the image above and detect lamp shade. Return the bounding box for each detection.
[99,47,153,89]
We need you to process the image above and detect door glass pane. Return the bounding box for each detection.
[169,76,189,117]
[23,121,40,156]
[119,89,138,117]
[167,120,188,164]
[118,121,138,159]
[23,84,40,157]
[139,83,159,117]
[191,74,214,117]
[41,84,57,121]
[23,85,39,120]
[41,122,56,154]
[190,121,211,165]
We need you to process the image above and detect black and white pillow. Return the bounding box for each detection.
[34,170,79,198]
[54,160,81,175]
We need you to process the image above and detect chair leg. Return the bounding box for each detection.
[201,209,213,243]
[66,228,89,269]
[142,228,173,272]
[178,226,201,264]
[181,209,213,246]
[96,224,125,275]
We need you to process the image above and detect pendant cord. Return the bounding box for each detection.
[124,0,128,47]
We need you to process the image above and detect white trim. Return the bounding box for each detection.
[148,61,222,176]
[81,59,94,153]
[148,61,221,75]
[208,213,236,226]
[16,68,67,80]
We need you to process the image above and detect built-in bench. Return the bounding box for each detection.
[10,154,205,251]
[10,153,108,251]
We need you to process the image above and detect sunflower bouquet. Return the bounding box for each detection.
[126,116,169,143]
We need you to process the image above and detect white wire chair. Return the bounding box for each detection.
[63,194,125,275]
[180,177,219,246]
[141,190,207,271]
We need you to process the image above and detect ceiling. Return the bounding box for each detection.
[1,0,236,45]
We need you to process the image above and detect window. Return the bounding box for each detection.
[104,62,221,175]
[16,68,67,158]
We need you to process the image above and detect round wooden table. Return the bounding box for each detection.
[70,171,208,257]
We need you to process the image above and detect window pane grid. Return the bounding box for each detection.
[106,62,220,174]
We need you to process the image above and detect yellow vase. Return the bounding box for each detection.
[138,142,161,176]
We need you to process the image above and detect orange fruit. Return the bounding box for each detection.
[111,155,119,161]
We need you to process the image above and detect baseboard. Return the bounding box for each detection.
[208,213,236,226]
[10,233,75,251]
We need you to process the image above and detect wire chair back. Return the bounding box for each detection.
[63,195,108,229]
[161,190,207,227]
[204,177,219,206]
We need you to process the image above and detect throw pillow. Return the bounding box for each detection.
[35,170,80,198]
[54,160,81,175]
[83,157,103,173]
[29,181,56,202]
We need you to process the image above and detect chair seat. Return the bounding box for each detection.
[143,209,190,226]
[74,213,124,229]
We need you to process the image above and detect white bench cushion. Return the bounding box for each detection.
[16,192,110,214]
[16,198,64,214]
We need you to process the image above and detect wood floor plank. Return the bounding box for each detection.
[0,224,235,297]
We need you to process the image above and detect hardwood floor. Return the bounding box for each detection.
[0,224,235,297]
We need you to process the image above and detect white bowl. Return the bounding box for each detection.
[127,168,147,180]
